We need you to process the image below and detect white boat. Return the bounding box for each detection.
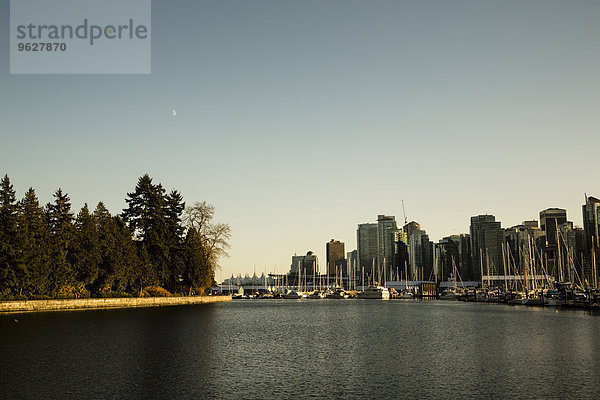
[357,286,390,300]
[281,289,301,299]
[398,292,414,299]
[439,289,461,300]
[326,289,348,299]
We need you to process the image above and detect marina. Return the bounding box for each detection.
[214,278,600,311]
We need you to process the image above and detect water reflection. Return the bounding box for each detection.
[1,301,600,399]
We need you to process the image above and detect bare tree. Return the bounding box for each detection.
[183,201,215,233]
[183,202,231,286]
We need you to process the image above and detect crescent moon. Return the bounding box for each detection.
[171,109,177,117]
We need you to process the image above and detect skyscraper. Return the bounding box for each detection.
[470,215,503,280]
[434,236,460,282]
[357,223,378,278]
[347,249,358,278]
[457,234,472,281]
[377,215,399,272]
[434,234,472,282]
[393,230,409,279]
[326,239,345,276]
[582,196,600,255]
[504,222,544,273]
[290,251,319,285]
[404,221,434,281]
[540,208,567,256]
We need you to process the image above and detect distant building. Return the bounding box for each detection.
[347,249,358,277]
[556,221,588,283]
[457,234,472,281]
[357,223,378,278]
[377,215,400,273]
[393,230,410,280]
[540,208,567,262]
[326,239,345,276]
[404,221,434,281]
[291,251,319,276]
[582,196,600,255]
[435,234,472,282]
[504,222,544,273]
[470,215,503,280]
[434,236,460,282]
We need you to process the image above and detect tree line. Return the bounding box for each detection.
[0,174,231,300]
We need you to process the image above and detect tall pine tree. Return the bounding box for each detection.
[47,188,75,296]
[0,175,22,297]
[71,204,101,293]
[18,188,51,297]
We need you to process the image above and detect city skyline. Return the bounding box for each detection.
[2,1,600,281]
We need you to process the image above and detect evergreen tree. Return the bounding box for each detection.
[0,176,230,298]
[47,188,75,296]
[0,175,22,297]
[71,204,101,291]
[18,188,51,297]
[136,243,157,295]
[165,190,185,291]
[183,228,209,294]
[165,190,185,240]
[122,174,162,241]
[111,215,139,293]
[123,175,178,290]
[95,202,139,294]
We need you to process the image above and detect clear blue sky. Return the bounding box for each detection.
[2,0,600,281]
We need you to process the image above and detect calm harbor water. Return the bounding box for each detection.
[1,300,600,399]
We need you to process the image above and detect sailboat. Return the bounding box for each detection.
[439,258,463,300]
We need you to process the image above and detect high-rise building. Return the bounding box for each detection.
[470,215,503,280]
[582,196,600,254]
[377,215,399,272]
[434,236,460,282]
[404,221,434,281]
[504,222,544,273]
[540,208,567,254]
[290,251,318,276]
[457,234,472,281]
[435,234,472,282]
[326,239,345,276]
[357,223,378,278]
[393,230,410,280]
[347,249,358,278]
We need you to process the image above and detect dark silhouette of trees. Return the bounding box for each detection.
[0,175,22,297]
[0,174,230,299]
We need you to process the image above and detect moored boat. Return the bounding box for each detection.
[357,286,390,300]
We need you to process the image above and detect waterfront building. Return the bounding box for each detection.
[357,223,378,280]
[470,215,503,281]
[393,230,410,280]
[582,196,600,285]
[377,215,400,276]
[582,195,600,254]
[404,221,434,281]
[434,234,472,282]
[503,222,544,274]
[290,251,319,277]
[347,249,358,277]
[555,221,589,283]
[434,236,459,282]
[540,208,567,273]
[326,239,345,276]
[457,234,472,281]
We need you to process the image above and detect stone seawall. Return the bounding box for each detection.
[0,295,231,314]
